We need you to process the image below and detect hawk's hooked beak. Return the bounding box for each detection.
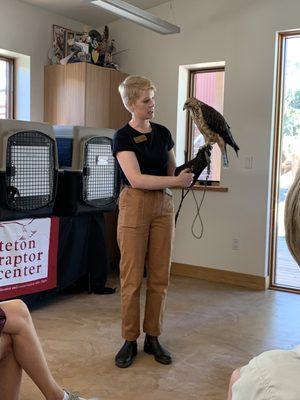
[183,104,187,111]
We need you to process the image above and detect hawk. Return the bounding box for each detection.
[183,97,239,167]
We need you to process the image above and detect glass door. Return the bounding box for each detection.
[270,32,300,291]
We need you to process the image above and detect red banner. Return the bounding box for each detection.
[0,217,59,300]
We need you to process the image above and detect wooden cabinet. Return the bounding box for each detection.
[44,62,129,271]
[44,63,130,129]
[109,70,131,129]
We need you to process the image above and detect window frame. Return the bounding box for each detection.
[269,29,300,294]
[0,55,15,119]
[186,66,225,185]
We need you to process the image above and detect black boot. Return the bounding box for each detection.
[144,334,172,365]
[115,340,137,368]
[92,286,116,295]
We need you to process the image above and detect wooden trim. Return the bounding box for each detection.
[269,32,284,287]
[0,55,14,118]
[12,58,15,119]
[278,30,300,38]
[190,67,226,74]
[186,67,225,183]
[173,185,228,192]
[171,262,269,290]
[10,57,15,119]
[269,284,300,295]
[0,55,14,62]
[84,62,87,125]
[192,182,228,192]
[186,71,193,160]
[269,30,300,293]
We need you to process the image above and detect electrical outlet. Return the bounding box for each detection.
[232,238,239,250]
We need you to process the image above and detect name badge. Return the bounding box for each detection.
[134,134,147,143]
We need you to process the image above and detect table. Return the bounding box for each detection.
[0,213,110,302]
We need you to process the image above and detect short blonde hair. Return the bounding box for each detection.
[285,166,300,265]
[119,75,156,111]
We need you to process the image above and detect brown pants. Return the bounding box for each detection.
[117,187,175,341]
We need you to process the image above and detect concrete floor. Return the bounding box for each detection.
[22,275,300,400]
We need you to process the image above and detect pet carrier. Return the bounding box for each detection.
[54,125,119,215]
[0,120,58,220]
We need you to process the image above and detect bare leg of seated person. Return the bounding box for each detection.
[0,299,87,400]
[226,368,241,400]
[0,332,23,400]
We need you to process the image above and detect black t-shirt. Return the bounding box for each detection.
[112,122,175,186]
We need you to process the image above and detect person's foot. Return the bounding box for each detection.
[115,340,137,368]
[92,286,116,295]
[144,334,172,365]
[63,389,101,400]
[63,389,86,400]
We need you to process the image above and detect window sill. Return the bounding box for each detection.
[173,183,228,192]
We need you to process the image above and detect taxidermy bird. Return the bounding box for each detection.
[175,144,212,187]
[183,97,240,167]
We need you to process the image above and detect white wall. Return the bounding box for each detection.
[108,0,300,277]
[0,0,84,121]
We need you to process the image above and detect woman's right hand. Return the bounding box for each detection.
[176,168,194,188]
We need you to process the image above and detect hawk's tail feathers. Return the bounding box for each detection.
[222,150,229,168]
[233,143,239,157]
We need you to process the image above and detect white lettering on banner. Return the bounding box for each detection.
[0,219,51,287]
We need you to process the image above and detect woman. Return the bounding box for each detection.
[113,75,194,368]
[0,299,89,400]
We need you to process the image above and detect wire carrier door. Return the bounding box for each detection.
[82,136,118,208]
[5,130,56,211]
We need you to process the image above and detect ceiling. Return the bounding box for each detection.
[19,0,170,28]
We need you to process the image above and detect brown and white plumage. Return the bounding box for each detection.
[183,97,239,167]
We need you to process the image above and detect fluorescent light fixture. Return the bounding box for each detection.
[91,0,180,35]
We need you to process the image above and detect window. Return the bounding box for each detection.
[187,68,225,183]
[0,56,14,119]
[270,31,300,293]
